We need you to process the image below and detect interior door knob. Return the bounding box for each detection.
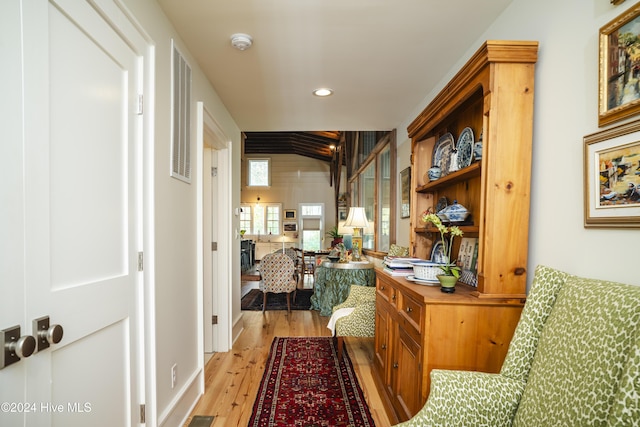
[42,324,63,345]
[33,316,64,352]
[11,335,36,359]
[1,325,36,369]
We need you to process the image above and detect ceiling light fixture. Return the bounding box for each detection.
[313,88,333,97]
[230,33,253,51]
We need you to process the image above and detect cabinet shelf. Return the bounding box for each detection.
[416,162,481,193]
[414,224,479,234]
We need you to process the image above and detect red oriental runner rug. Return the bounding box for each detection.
[248,337,376,427]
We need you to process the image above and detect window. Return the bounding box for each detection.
[378,146,391,252]
[247,159,270,187]
[299,203,324,251]
[240,203,281,236]
[348,131,396,254]
[360,163,375,250]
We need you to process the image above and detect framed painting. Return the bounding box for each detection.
[400,167,411,218]
[283,222,298,232]
[599,3,640,126]
[584,119,640,227]
[284,209,296,220]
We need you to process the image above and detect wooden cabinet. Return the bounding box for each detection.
[373,40,538,423]
[409,40,538,298]
[373,272,525,423]
[255,242,296,260]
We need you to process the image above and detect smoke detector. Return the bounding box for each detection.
[230,33,253,51]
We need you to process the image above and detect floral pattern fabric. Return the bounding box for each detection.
[332,285,376,338]
[395,265,640,427]
[259,252,297,295]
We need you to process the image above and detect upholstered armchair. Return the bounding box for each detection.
[327,285,376,358]
[259,252,297,313]
[395,265,640,426]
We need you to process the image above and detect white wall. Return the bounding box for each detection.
[397,0,638,287]
[242,154,341,247]
[120,0,241,425]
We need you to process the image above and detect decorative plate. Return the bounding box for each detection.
[432,133,455,176]
[456,127,474,169]
[435,196,448,214]
[431,240,447,263]
[406,275,440,286]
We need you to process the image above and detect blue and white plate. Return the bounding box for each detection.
[432,133,455,176]
[456,127,474,169]
[431,241,447,264]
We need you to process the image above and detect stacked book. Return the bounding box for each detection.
[382,257,422,276]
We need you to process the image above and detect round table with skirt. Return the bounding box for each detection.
[310,261,376,316]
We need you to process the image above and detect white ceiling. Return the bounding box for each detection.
[157,0,512,132]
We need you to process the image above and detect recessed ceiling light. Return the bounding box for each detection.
[313,88,333,97]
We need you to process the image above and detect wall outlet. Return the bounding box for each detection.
[171,363,177,389]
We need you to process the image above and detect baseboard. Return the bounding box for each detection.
[158,367,204,427]
[232,312,244,345]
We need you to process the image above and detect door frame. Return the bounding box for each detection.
[196,102,231,364]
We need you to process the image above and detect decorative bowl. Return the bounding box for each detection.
[445,201,469,222]
[427,166,441,181]
[410,261,445,281]
[327,256,340,262]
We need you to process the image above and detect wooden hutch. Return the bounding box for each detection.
[373,40,539,423]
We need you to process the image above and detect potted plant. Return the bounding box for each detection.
[420,211,464,293]
[326,226,343,247]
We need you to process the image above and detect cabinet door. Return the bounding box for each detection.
[394,327,423,420]
[374,301,390,385]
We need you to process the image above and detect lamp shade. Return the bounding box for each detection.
[343,207,369,228]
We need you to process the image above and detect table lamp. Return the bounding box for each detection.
[343,207,368,261]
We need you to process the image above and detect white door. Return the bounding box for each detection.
[203,149,219,354]
[5,1,144,425]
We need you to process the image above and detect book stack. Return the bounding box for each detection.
[382,257,422,276]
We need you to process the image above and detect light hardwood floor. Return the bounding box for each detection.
[183,305,392,426]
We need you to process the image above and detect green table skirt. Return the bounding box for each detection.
[310,266,376,316]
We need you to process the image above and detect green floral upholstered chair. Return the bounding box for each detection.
[395,265,640,427]
[328,285,376,358]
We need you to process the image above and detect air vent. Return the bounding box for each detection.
[171,40,192,183]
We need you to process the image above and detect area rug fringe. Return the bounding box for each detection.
[248,337,376,426]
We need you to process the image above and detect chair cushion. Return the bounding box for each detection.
[513,275,640,426]
[395,370,525,427]
[388,244,410,257]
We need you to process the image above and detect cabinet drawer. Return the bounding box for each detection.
[399,292,423,335]
[377,280,397,308]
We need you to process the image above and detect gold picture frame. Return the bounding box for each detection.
[599,3,640,126]
[584,119,640,228]
[400,167,411,218]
